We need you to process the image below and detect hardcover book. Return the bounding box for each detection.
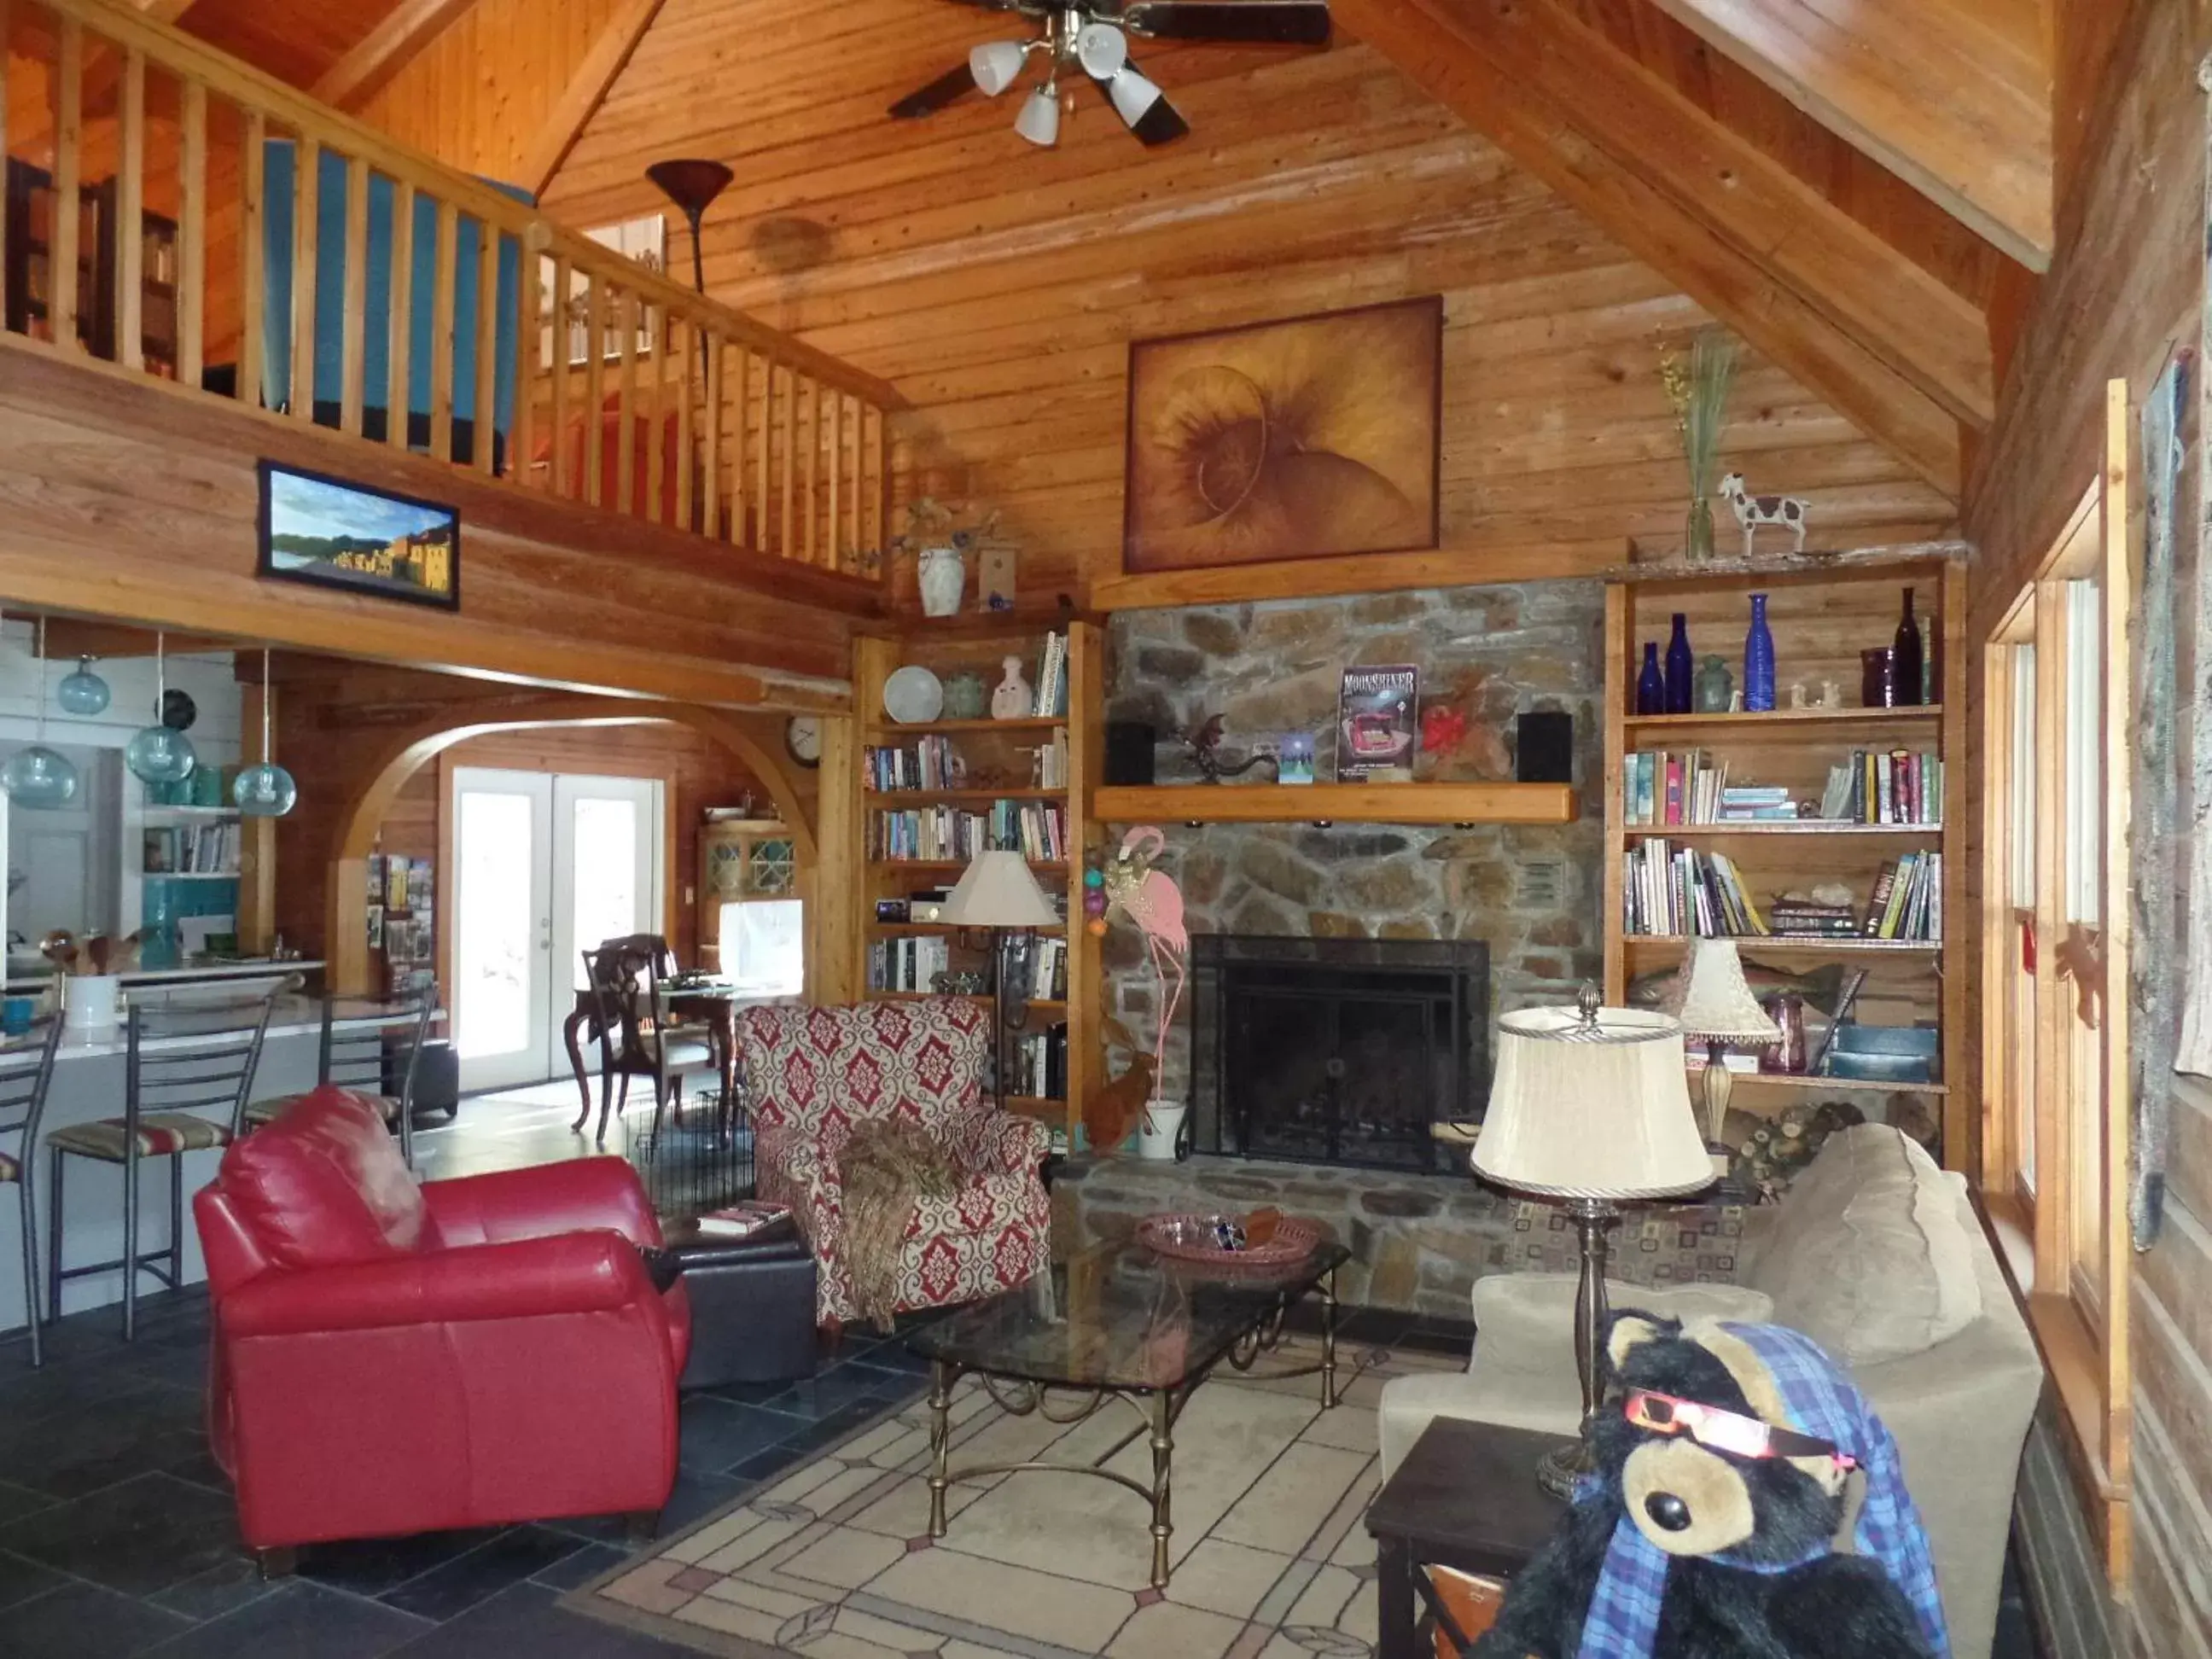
[1336,664,1419,782]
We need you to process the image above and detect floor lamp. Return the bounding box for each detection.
[1470,988,1714,1496]
[645,158,736,399]
[939,852,1061,1107]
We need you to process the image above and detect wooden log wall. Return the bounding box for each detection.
[543,5,1960,611]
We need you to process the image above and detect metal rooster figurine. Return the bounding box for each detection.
[1184,713,1278,783]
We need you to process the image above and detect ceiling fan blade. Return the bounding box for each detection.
[1121,2,1332,45]
[1089,70,1190,146]
[1128,88,1190,146]
[937,0,1042,9]
[888,62,980,119]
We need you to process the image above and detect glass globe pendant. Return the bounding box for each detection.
[126,632,196,786]
[233,649,296,818]
[55,655,110,715]
[3,619,80,810]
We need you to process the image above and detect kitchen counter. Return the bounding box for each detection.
[3,958,325,993]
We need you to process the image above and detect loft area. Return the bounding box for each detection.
[0,0,2201,1656]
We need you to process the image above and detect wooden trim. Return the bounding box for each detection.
[177,79,206,387]
[2031,576,2066,1268]
[672,316,692,530]
[516,0,667,196]
[288,135,320,421]
[1603,584,1628,1002]
[1094,783,1579,826]
[472,218,497,475]
[583,274,605,508]
[2096,377,2132,1496]
[615,290,637,512]
[52,18,83,353]
[238,108,265,403]
[114,47,144,373]
[548,252,571,493]
[701,333,721,538]
[311,0,481,110]
[340,154,370,436]
[1940,559,1970,1163]
[428,196,455,461]
[1979,640,2017,1194]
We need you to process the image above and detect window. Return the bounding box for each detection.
[1977,381,2133,1575]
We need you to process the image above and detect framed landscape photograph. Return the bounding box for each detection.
[258,462,460,610]
[1122,296,1443,574]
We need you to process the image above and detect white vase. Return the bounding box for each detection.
[990,655,1033,720]
[64,975,119,1031]
[1136,1101,1188,1161]
[917,545,966,617]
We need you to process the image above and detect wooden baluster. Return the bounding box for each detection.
[673,315,694,531]
[700,330,721,539]
[866,403,887,576]
[340,154,369,435]
[428,197,456,462]
[803,376,820,566]
[509,229,540,486]
[754,354,772,554]
[52,18,82,352]
[614,288,637,514]
[177,80,206,388]
[387,180,415,451]
[847,395,864,574]
[116,49,144,371]
[738,349,756,546]
[643,300,665,525]
[549,253,570,495]
[780,364,797,562]
[289,136,318,420]
[828,389,844,573]
[583,274,604,507]
[239,108,265,404]
[473,218,497,474]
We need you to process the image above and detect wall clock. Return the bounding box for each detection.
[784,715,822,768]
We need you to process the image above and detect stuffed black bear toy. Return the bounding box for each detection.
[1470,1313,1948,1659]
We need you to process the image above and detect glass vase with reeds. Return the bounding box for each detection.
[1662,327,1739,563]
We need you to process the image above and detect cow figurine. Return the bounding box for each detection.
[1720,472,1809,556]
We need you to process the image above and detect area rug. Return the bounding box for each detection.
[568,1334,1463,1657]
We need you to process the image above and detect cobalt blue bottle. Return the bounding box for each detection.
[1664,613,1694,714]
[1743,593,1776,712]
[1636,643,1666,715]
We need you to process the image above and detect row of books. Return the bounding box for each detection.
[867,802,1068,863]
[865,737,965,792]
[1030,632,1072,719]
[1004,934,1069,1002]
[1620,840,1944,941]
[868,937,951,994]
[1817,752,1944,826]
[1000,1023,1070,1102]
[142,824,241,876]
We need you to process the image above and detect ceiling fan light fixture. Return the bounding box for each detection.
[969,39,1030,96]
[1015,81,1062,145]
[1076,20,1129,78]
[1107,67,1163,127]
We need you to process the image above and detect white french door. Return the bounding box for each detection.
[451,766,663,1091]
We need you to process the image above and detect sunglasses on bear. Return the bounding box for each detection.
[1621,1389,1857,1470]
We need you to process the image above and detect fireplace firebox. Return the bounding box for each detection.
[1190,936,1488,1173]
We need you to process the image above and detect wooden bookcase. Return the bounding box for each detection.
[1600,557,1970,1167]
[847,621,1103,1152]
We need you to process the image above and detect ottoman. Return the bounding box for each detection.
[667,1214,820,1390]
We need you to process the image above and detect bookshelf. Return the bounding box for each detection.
[1602,557,1969,1167]
[848,621,1103,1153]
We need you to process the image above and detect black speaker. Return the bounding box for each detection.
[1105,722,1156,786]
[1516,711,1574,784]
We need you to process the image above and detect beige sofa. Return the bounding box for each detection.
[1377,1125,2041,1659]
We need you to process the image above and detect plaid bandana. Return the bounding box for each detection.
[1573,1321,1949,1659]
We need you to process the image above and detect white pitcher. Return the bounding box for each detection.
[917,544,966,617]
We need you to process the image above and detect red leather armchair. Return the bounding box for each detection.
[193,1086,690,1558]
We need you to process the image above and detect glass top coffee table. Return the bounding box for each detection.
[905,1234,1352,1586]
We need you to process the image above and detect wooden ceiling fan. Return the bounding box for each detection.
[889,2,1332,148]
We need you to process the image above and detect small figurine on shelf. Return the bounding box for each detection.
[1636,643,1666,715]
[1183,714,1277,783]
[1743,592,1777,711]
[990,655,1033,719]
[1719,471,1810,556]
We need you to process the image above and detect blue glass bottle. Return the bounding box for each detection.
[1664,613,1694,714]
[1636,643,1666,715]
[1743,593,1776,712]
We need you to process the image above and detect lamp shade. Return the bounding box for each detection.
[940,851,1060,928]
[1107,67,1164,128]
[970,39,1030,96]
[1673,938,1781,1043]
[1014,84,1060,146]
[1471,1004,1713,1199]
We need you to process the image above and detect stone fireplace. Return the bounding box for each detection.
[1190,935,1488,1173]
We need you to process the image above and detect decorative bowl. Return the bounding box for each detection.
[882,665,946,725]
[1137,1211,1320,1267]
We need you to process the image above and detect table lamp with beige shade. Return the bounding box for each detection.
[938,851,1062,1109]
[1673,937,1782,1157]
[1470,987,1714,1495]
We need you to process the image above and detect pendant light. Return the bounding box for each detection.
[125,632,196,786]
[55,655,110,715]
[2,618,82,810]
[232,649,297,818]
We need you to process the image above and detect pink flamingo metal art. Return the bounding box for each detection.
[1103,826,1188,1145]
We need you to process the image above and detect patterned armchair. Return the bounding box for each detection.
[736,999,1051,1326]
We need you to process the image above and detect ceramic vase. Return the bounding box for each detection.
[1664,614,1695,714]
[1743,593,1776,712]
[917,545,966,618]
[1136,1101,1189,1161]
[1636,643,1666,715]
[990,655,1033,720]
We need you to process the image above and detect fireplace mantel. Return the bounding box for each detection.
[1091,782,1576,826]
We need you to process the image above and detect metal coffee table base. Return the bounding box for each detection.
[924,1270,1338,1587]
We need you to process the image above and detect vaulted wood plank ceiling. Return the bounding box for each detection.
[86,0,2045,598]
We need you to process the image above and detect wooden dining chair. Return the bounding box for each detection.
[581,935,719,1145]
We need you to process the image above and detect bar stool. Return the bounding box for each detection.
[243,989,437,1167]
[46,992,277,1342]
[1,1019,66,1367]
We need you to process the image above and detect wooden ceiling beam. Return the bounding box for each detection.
[1329,0,1982,492]
[518,0,667,198]
[1639,0,2052,270]
[310,0,480,111]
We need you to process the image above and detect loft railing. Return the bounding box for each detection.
[1,0,898,582]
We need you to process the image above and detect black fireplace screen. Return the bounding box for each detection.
[1190,936,1488,1173]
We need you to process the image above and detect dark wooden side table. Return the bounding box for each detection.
[1366,1417,1576,1659]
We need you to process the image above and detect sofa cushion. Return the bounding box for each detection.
[1746,1123,1980,1364]
[218,1086,431,1269]
[1472,1273,1773,1374]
